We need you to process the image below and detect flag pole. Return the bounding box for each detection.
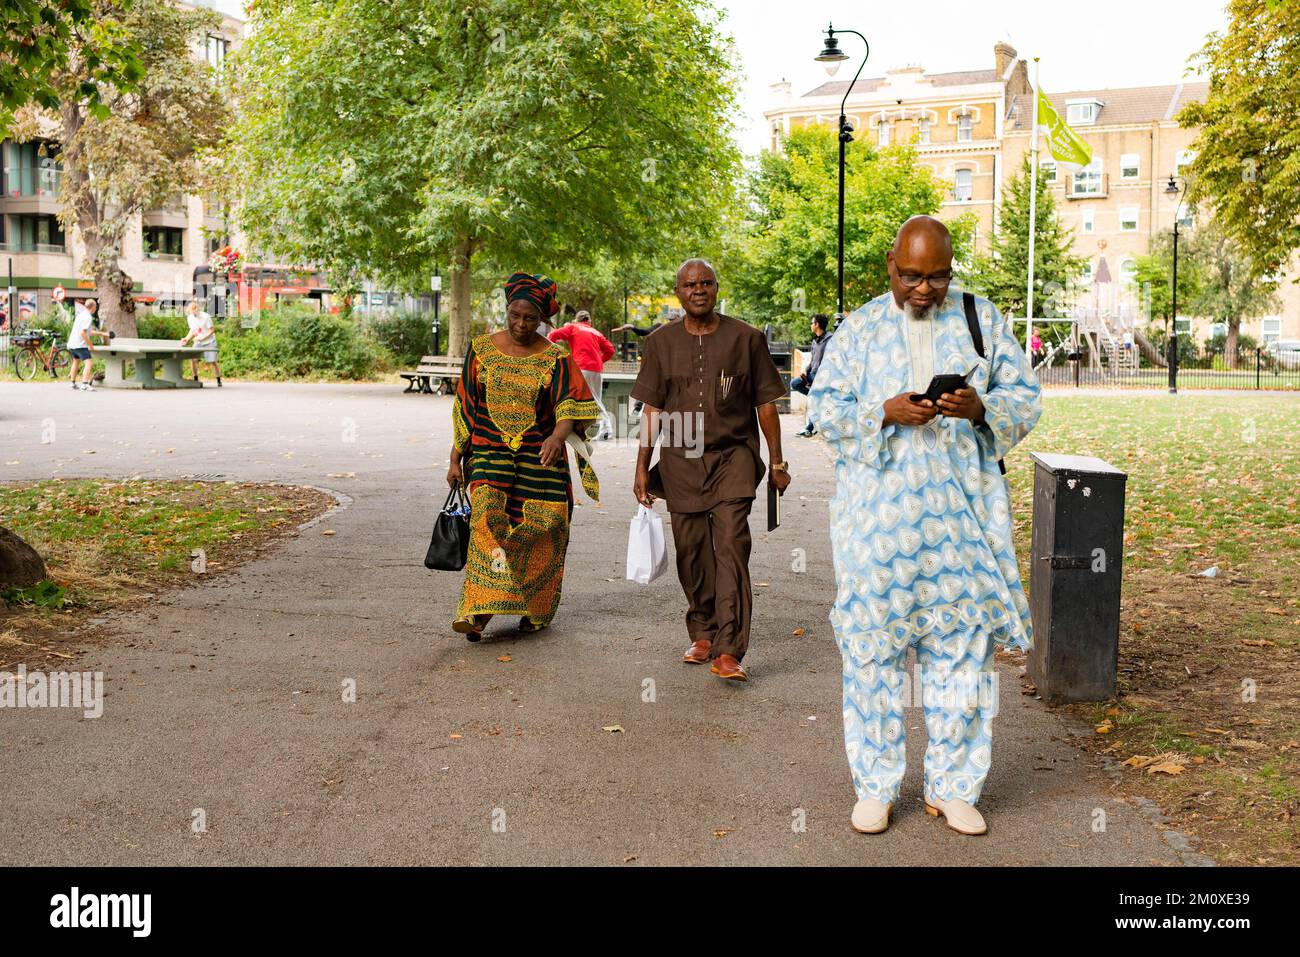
[1025,57,1040,352]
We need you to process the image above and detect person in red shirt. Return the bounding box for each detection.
[549,310,615,439]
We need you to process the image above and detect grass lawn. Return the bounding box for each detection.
[1008,392,1300,864]
[0,479,334,665]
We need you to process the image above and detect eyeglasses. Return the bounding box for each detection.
[897,272,952,289]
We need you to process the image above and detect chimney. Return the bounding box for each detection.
[994,41,1017,78]
[769,79,792,104]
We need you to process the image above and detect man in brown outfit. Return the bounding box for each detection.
[631,259,789,682]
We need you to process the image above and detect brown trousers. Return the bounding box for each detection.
[668,498,753,661]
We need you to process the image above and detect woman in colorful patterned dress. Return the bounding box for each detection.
[446,273,600,640]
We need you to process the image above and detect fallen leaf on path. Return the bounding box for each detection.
[321,530,336,536]
[1123,755,1160,769]
[623,855,637,863]
[449,733,463,740]
[497,655,512,663]
[712,828,733,838]
[602,725,625,733]
[1147,763,1186,776]
[792,627,805,636]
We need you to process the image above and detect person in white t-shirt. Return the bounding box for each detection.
[178,300,222,387]
[68,299,109,391]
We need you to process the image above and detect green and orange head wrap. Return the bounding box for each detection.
[504,272,559,318]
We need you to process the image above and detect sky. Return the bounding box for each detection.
[716,0,1231,155]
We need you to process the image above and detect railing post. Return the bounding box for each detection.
[1256,348,1261,390]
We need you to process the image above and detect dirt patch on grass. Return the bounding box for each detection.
[1053,568,1300,865]
[0,479,336,669]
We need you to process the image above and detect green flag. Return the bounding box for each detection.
[1036,88,1093,167]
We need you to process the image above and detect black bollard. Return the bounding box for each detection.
[1027,453,1128,703]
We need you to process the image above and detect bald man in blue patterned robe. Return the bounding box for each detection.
[808,215,1042,836]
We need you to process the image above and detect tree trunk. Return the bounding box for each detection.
[1226,319,1240,369]
[97,264,139,338]
[1134,329,1167,368]
[447,235,475,357]
[60,102,139,337]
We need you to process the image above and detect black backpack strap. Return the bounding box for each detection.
[962,291,1006,475]
[962,291,985,359]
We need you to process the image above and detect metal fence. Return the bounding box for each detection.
[1035,345,1300,391]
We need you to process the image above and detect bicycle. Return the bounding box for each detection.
[12,328,72,381]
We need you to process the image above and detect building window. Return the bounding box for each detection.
[1081,208,1094,233]
[918,118,931,145]
[1067,100,1102,125]
[1119,258,1137,285]
[1261,317,1282,345]
[877,122,890,148]
[206,34,228,70]
[1119,206,1139,232]
[1120,153,1140,180]
[1176,206,1195,229]
[4,139,63,198]
[143,225,185,260]
[1072,158,1104,196]
[957,113,973,142]
[1041,160,1057,183]
[9,214,65,252]
[205,233,230,258]
[1175,149,1197,172]
[954,168,973,202]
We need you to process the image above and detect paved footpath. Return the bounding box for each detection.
[0,381,1195,865]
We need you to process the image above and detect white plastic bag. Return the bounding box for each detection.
[625,504,668,585]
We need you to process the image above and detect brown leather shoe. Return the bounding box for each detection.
[682,639,711,664]
[710,653,748,681]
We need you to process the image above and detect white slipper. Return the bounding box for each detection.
[925,797,987,835]
[850,798,893,834]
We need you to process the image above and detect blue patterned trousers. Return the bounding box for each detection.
[836,625,997,805]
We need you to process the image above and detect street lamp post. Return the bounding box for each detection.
[1165,174,1184,394]
[815,24,869,319]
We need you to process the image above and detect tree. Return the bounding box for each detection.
[1133,220,1278,367]
[1132,230,1203,367]
[966,157,1087,321]
[0,0,143,129]
[1134,231,1203,328]
[725,125,974,324]
[227,0,742,355]
[1179,0,1300,279]
[1189,222,1280,366]
[11,0,229,336]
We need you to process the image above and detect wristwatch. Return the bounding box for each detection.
[770,461,789,473]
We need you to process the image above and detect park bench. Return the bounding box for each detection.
[400,355,462,394]
[95,338,208,389]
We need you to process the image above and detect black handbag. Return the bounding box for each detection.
[424,484,471,571]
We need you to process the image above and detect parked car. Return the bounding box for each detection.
[1264,340,1300,370]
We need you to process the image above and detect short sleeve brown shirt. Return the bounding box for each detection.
[631,314,787,513]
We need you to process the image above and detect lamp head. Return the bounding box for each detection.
[816,26,849,76]
[1165,174,1180,196]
